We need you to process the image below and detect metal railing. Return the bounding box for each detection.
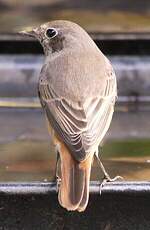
[0,182,150,229]
[0,96,150,112]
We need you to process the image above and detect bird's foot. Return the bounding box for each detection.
[99,175,123,195]
[56,176,61,192]
[55,175,61,192]
[52,175,61,192]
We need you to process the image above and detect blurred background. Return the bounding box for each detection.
[1,0,150,32]
[0,0,150,182]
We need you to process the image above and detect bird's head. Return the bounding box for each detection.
[20,20,95,55]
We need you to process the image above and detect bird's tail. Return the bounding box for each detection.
[58,143,93,212]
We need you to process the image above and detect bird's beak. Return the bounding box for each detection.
[19,28,36,38]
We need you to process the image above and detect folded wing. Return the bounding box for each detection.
[38,65,117,162]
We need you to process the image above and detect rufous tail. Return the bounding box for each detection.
[58,142,93,212]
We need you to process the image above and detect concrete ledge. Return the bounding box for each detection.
[0,182,150,230]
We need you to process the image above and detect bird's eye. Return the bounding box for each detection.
[45,28,57,39]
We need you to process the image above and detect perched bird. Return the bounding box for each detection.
[21,20,121,212]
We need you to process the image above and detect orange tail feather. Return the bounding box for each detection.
[58,142,93,212]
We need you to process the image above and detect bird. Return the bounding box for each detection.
[20,20,121,212]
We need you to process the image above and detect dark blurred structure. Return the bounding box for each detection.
[0,182,150,230]
[1,0,150,33]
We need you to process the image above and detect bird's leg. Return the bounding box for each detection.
[53,150,61,192]
[95,149,123,194]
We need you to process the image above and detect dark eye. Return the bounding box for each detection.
[45,28,57,38]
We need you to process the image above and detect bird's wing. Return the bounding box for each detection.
[38,63,117,162]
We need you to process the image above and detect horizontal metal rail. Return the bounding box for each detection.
[0,181,150,229]
[0,181,150,195]
[0,97,40,109]
[1,33,150,41]
[0,97,150,110]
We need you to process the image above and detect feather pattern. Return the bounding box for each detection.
[39,60,117,162]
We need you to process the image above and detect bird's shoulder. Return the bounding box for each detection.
[39,49,116,101]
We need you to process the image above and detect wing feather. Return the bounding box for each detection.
[39,64,117,162]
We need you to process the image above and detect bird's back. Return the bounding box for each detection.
[36,20,117,212]
[43,41,111,102]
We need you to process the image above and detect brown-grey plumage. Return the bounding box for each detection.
[21,20,117,212]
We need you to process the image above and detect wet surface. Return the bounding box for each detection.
[0,108,150,182]
[1,139,150,182]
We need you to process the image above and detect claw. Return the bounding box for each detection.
[52,150,61,192]
[56,176,61,192]
[95,150,123,195]
[99,175,123,195]
[99,178,107,195]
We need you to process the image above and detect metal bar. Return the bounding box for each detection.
[0,181,150,229]
[0,97,40,108]
[0,97,150,109]
[0,182,150,195]
[1,33,150,41]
